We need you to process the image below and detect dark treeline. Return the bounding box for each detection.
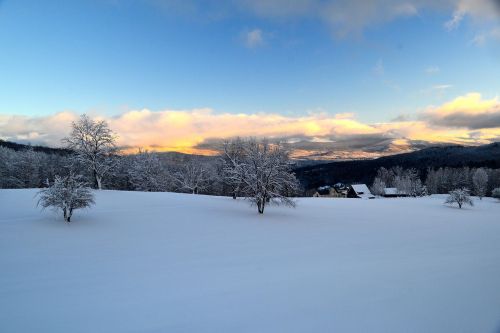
[295,142,500,190]
[0,139,71,155]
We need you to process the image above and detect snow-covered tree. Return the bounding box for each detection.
[393,168,425,196]
[63,114,117,189]
[0,146,21,188]
[472,168,488,200]
[487,169,500,195]
[425,168,439,194]
[221,137,246,199]
[371,177,386,196]
[225,138,299,214]
[129,150,169,192]
[172,160,211,194]
[375,167,395,188]
[492,188,500,200]
[444,188,473,209]
[37,173,95,222]
[15,148,42,188]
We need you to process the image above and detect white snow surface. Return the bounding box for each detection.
[384,187,398,195]
[1,189,500,333]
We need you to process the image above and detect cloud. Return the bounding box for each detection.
[242,28,265,48]
[425,66,440,74]
[421,93,500,129]
[1,93,500,158]
[445,9,465,30]
[145,0,499,37]
[432,84,453,90]
[0,111,78,146]
[471,27,500,45]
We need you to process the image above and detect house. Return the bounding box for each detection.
[383,187,409,198]
[313,185,346,198]
[346,184,375,199]
[313,186,331,197]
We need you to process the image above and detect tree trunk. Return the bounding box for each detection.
[458,202,462,209]
[67,208,73,222]
[257,198,265,214]
[63,208,67,221]
[232,191,237,200]
[96,176,102,190]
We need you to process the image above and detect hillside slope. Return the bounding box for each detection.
[1,190,500,333]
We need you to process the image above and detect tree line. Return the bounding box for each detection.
[371,166,500,198]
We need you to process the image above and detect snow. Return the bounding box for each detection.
[1,189,500,333]
[384,187,398,195]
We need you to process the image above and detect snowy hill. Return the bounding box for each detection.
[1,189,500,332]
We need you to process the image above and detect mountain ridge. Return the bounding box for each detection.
[294,142,500,190]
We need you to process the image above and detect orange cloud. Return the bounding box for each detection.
[421,93,500,129]
[1,93,499,158]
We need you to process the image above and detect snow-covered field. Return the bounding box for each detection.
[1,189,500,333]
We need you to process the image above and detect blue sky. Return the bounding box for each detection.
[1,0,500,156]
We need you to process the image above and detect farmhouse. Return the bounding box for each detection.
[313,185,346,198]
[347,184,375,199]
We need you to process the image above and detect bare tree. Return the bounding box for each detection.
[425,168,439,194]
[375,167,395,188]
[0,146,22,188]
[172,160,210,194]
[15,148,42,188]
[221,137,246,199]
[37,173,94,222]
[225,138,299,214]
[371,177,386,196]
[445,188,473,209]
[394,168,422,196]
[63,114,117,189]
[472,168,488,200]
[129,150,169,192]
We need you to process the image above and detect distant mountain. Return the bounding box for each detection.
[294,142,500,190]
[0,139,72,155]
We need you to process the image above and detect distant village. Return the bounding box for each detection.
[311,183,405,199]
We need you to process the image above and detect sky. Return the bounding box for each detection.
[0,0,500,158]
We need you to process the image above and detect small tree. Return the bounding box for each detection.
[472,168,488,200]
[225,138,300,214]
[37,174,94,222]
[444,188,473,209]
[492,188,500,200]
[371,177,385,196]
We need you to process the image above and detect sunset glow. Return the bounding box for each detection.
[0,0,499,158]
